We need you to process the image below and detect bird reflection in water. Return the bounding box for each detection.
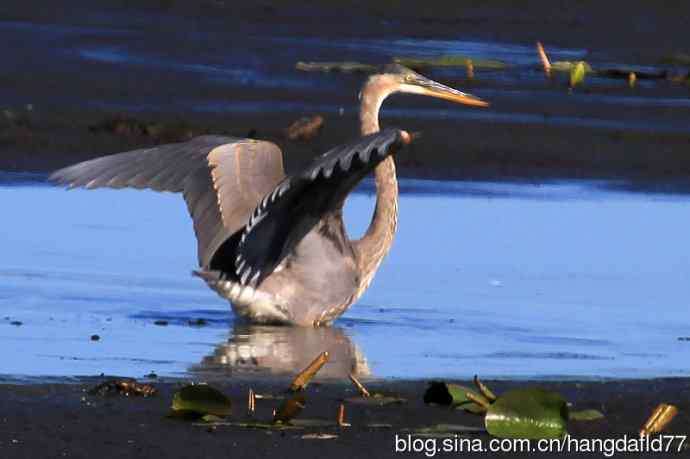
[192,324,370,379]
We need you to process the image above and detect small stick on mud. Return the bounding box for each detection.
[640,403,678,437]
[285,115,324,141]
[289,351,330,392]
[247,388,256,417]
[473,375,497,402]
[536,42,551,78]
[348,373,371,398]
[337,403,351,427]
[465,391,492,410]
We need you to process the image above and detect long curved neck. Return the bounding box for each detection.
[352,80,399,296]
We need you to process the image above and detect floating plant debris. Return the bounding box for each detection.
[285,115,324,141]
[89,379,157,397]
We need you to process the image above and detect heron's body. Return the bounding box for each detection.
[203,220,360,325]
[51,64,486,326]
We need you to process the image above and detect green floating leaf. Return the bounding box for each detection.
[569,409,605,421]
[171,384,232,418]
[551,61,593,73]
[273,394,306,424]
[296,61,376,73]
[423,382,487,413]
[485,387,568,439]
[569,61,588,88]
[396,56,507,70]
[201,414,225,423]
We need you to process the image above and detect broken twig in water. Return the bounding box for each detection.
[337,403,351,427]
[253,393,283,400]
[285,115,324,141]
[274,394,306,423]
[289,351,329,392]
[302,433,338,440]
[465,390,492,410]
[536,42,551,77]
[247,388,256,417]
[349,373,371,398]
[640,403,678,437]
[474,375,497,402]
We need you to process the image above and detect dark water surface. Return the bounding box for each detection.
[1,175,689,381]
[2,14,690,136]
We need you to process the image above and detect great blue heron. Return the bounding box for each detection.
[51,64,487,326]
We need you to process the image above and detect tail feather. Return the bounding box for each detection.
[192,270,223,284]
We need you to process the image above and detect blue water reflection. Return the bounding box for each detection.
[1,176,689,380]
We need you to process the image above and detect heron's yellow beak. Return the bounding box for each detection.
[399,76,489,108]
[418,85,489,107]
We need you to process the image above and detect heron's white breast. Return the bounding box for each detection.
[212,280,290,324]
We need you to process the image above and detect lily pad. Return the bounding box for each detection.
[485,387,568,439]
[395,56,507,70]
[171,384,232,418]
[296,61,376,73]
[423,382,487,413]
[569,409,605,421]
[274,394,306,423]
[569,61,588,88]
[551,61,594,73]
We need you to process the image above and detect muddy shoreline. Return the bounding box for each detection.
[3,107,690,191]
[1,377,689,458]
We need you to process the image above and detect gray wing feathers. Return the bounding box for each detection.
[50,136,285,268]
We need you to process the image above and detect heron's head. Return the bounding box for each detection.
[362,63,488,108]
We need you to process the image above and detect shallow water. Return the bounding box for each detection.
[1,175,689,381]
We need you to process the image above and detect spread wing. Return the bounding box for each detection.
[233,128,409,286]
[49,135,285,268]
